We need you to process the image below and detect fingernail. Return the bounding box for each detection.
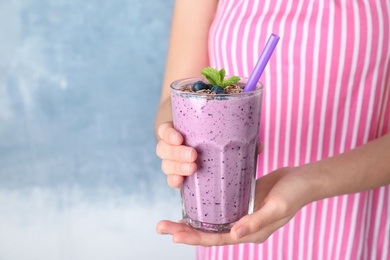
[170,133,178,143]
[182,148,193,160]
[181,163,190,174]
[157,229,169,235]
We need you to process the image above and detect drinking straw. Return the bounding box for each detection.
[243,34,280,92]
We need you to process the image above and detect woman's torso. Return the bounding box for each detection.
[200,0,390,259]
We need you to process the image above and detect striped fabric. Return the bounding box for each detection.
[199,0,390,259]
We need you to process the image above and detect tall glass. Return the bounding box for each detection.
[170,77,263,233]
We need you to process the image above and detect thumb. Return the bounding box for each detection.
[230,199,288,241]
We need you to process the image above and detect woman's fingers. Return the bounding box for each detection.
[156,122,198,188]
[156,141,197,162]
[231,215,291,244]
[157,122,183,145]
[167,174,184,189]
[230,196,291,241]
[156,122,198,178]
[161,159,197,176]
[156,220,234,246]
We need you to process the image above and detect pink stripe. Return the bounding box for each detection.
[368,191,379,257]
[339,195,355,259]
[381,186,390,259]
[377,187,389,259]
[232,244,239,259]
[317,199,330,259]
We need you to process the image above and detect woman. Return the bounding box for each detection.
[155,0,390,259]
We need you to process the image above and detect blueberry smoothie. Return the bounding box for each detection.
[170,77,263,233]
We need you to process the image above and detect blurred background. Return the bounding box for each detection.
[0,0,194,259]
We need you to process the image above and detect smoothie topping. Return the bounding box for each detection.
[181,67,243,94]
[201,67,240,88]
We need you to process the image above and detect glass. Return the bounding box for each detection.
[170,77,263,233]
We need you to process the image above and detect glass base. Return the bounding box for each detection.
[183,217,234,233]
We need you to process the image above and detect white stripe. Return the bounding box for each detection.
[326,197,339,260]
[241,0,260,77]
[277,226,284,260]
[334,195,348,258]
[316,1,335,160]
[258,242,263,260]
[378,64,390,135]
[258,0,272,180]
[298,207,307,260]
[364,0,385,141]
[228,245,234,260]
[356,193,369,259]
[209,3,221,67]
[381,188,390,260]
[317,199,329,260]
[281,0,294,168]
[344,194,361,259]
[377,0,390,135]
[221,3,240,73]
[328,0,347,156]
[213,246,218,260]
[218,245,224,260]
[248,242,254,260]
[371,188,385,260]
[307,202,317,259]
[379,50,390,134]
[287,217,295,260]
[340,0,361,150]
[363,191,374,260]
[351,0,374,147]
[214,0,235,69]
[376,2,390,137]
[267,229,274,259]
[252,1,272,68]
[294,0,314,165]
[305,0,323,164]
[284,0,307,257]
[231,0,248,75]
[238,243,244,260]
[267,0,283,170]
[200,246,204,260]
[380,1,390,134]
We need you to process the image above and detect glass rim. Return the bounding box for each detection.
[170,76,263,97]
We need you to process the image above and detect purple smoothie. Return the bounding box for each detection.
[170,77,263,233]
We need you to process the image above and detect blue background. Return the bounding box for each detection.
[0,0,194,259]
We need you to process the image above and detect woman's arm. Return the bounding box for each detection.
[154,0,219,138]
[301,132,390,201]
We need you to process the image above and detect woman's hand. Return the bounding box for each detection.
[156,166,318,246]
[156,122,198,189]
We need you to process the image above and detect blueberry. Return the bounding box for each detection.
[192,81,210,92]
[211,86,225,94]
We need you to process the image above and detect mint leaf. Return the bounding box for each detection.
[200,67,241,88]
[221,76,241,87]
[218,68,226,83]
[201,67,221,86]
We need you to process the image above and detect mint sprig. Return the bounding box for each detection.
[201,67,241,88]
